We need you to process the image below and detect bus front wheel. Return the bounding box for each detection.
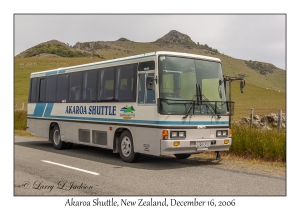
[51,125,67,150]
[119,130,139,163]
[174,154,191,159]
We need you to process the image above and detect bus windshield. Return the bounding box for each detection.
[158,55,228,115]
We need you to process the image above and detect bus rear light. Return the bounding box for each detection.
[229,129,232,137]
[162,130,169,140]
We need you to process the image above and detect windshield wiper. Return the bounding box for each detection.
[183,100,195,119]
[183,84,200,118]
[196,83,202,106]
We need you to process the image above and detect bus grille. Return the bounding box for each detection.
[78,129,90,143]
[92,130,107,146]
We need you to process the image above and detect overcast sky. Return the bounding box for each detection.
[14,14,286,70]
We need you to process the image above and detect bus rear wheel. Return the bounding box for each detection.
[119,130,139,163]
[174,154,191,159]
[51,125,67,150]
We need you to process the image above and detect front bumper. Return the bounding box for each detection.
[160,138,232,154]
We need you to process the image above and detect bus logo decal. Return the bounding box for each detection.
[120,105,135,119]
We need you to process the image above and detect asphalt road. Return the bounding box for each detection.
[14,136,286,196]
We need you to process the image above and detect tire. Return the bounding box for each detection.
[51,125,67,150]
[174,154,191,159]
[119,130,139,163]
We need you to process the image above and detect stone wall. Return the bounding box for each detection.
[240,113,286,129]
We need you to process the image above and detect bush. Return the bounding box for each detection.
[14,110,27,130]
[229,123,286,161]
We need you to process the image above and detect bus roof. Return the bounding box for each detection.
[30,51,221,78]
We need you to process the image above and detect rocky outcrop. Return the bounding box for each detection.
[155,30,196,47]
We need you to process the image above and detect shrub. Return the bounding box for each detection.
[229,123,286,161]
[14,110,27,130]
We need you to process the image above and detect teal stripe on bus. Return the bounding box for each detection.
[32,103,47,117]
[31,114,228,125]
[44,103,54,117]
[45,71,58,75]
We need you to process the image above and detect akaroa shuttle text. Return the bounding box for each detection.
[65,105,116,115]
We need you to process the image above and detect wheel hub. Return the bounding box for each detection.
[121,136,131,157]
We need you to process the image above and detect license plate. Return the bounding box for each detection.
[197,142,210,148]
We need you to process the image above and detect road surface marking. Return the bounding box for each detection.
[41,160,99,175]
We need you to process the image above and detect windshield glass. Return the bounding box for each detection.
[158,55,227,115]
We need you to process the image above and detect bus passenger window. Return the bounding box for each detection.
[69,72,82,102]
[29,78,37,102]
[57,74,69,102]
[101,68,115,101]
[83,70,97,102]
[117,64,137,102]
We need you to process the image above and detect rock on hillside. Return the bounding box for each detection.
[155,30,196,47]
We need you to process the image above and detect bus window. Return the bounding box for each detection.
[38,78,46,102]
[138,61,155,71]
[46,75,57,102]
[56,74,69,102]
[83,70,97,102]
[69,72,83,102]
[29,78,37,102]
[100,68,115,101]
[138,73,155,104]
[117,64,137,102]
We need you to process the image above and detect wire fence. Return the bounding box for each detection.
[14,103,26,111]
[248,108,285,130]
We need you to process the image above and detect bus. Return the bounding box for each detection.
[27,51,244,163]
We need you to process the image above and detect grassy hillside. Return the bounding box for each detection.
[14,30,286,120]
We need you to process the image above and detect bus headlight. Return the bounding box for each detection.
[171,131,178,138]
[178,131,186,138]
[216,130,228,137]
[171,131,186,138]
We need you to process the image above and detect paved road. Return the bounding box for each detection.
[14,136,286,196]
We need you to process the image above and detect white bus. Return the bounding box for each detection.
[27,51,243,163]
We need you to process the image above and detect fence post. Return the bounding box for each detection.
[21,103,24,110]
[278,109,282,130]
[250,108,254,128]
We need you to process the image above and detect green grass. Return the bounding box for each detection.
[14,130,34,137]
[231,82,286,121]
[229,123,286,161]
[14,110,27,130]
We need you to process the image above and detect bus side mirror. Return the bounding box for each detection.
[146,76,154,90]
